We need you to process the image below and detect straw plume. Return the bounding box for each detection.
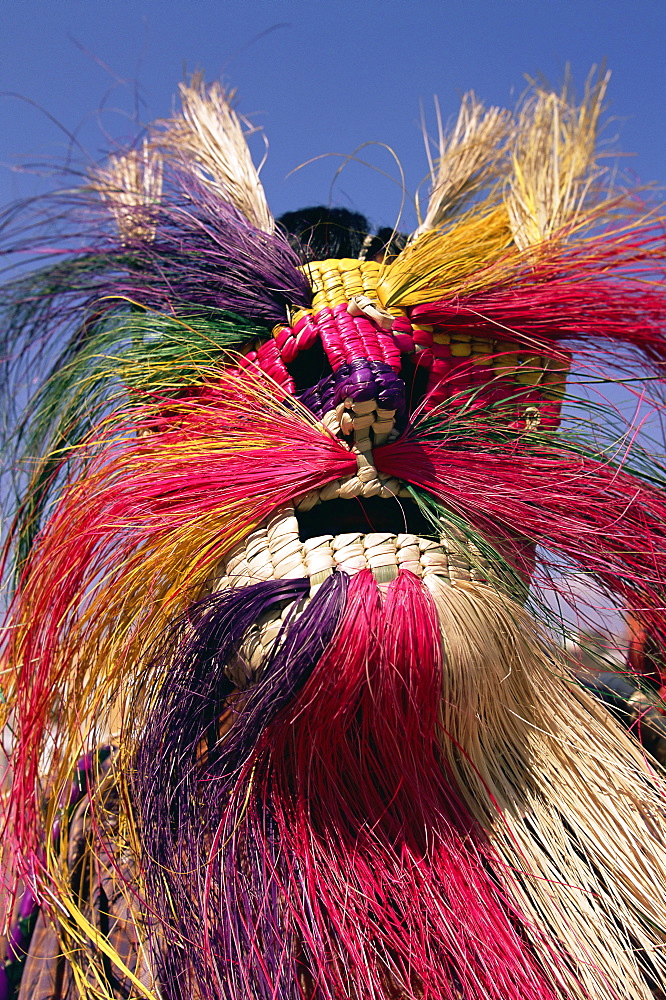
[427,576,666,1000]
[130,570,572,1000]
[88,140,163,242]
[0,370,357,873]
[506,69,612,249]
[152,73,274,232]
[414,92,513,237]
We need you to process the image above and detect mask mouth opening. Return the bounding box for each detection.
[295,495,434,542]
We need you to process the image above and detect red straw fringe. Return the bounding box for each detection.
[2,373,355,875]
[376,437,666,680]
[411,221,666,365]
[244,571,570,1000]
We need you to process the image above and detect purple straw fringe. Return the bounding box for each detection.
[132,572,348,999]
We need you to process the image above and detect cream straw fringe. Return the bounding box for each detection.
[505,68,611,250]
[88,141,163,243]
[414,92,513,238]
[427,575,666,1000]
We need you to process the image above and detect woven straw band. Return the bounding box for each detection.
[273,258,401,371]
[212,507,492,593]
[255,257,570,427]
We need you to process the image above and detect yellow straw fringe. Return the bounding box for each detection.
[376,204,515,309]
[381,69,616,315]
[303,257,383,313]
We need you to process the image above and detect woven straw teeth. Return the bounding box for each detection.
[223,515,491,688]
[219,504,492,592]
[302,531,476,586]
[217,507,492,685]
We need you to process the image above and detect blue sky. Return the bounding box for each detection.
[1,0,664,229]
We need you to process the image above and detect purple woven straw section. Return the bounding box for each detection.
[298,359,406,418]
[132,572,348,998]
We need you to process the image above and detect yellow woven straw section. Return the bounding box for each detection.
[303,258,382,312]
[491,339,571,393]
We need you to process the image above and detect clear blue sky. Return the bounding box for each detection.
[1,0,664,229]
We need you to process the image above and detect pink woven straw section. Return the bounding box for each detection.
[239,338,295,391]
[268,304,566,430]
[274,304,402,371]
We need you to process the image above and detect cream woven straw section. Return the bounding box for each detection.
[296,452,404,508]
[215,507,491,593]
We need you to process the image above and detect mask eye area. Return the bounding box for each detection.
[285,339,334,395]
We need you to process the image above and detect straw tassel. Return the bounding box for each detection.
[88,140,163,242]
[506,68,611,249]
[414,92,513,237]
[152,72,274,233]
[0,373,357,878]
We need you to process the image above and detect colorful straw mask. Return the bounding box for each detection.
[5,72,666,1000]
